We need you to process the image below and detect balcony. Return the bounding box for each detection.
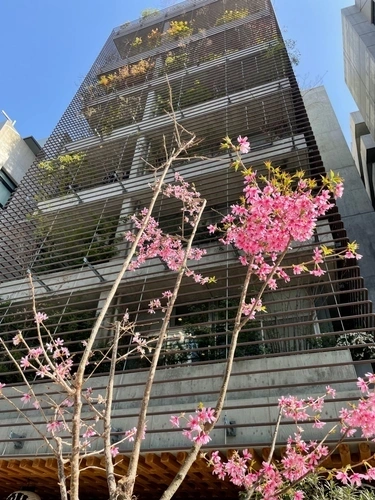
[36,137,137,205]
[153,51,288,116]
[0,257,371,375]
[31,198,124,274]
[141,85,299,170]
[83,92,147,137]
[0,292,99,383]
[112,0,269,60]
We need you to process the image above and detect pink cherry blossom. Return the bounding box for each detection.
[110,446,119,457]
[12,333,22,346]
[83,428,96,439]
[292,264,304,275]
[294,491,304,500]
[237,135,250,154]
[36,365,51,378]
[310,267,325,277]
[334,182,344,199]
[20,356,30,370]
[21,393,32,404]
[345,251,362,260]
[350,473,364,487]
[336,470,349,484]
[61,398,73,407]
[357,377,368,393]
[194,431,211,445]
[325,385,336,398]
[124,425,146,442]
[125,427,137,442]
[148,298,161,314]
[366,467,375,480]
[312,247,323,264]
[29,347,43,359]
[46,420,62,433]
[126,176,208,284]
[312,419,325,429]
[197,407,216,424]
[170,415,180,428]
[35,312,48,324]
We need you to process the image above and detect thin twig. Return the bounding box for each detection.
[105,321,121,499]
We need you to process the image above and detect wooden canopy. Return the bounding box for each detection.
[1,444,374,499]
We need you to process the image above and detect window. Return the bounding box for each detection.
[0,170,16,209]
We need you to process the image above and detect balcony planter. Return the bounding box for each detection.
[38,153,86,196]
[165,20,193,40]
[97,59,154,93]
[215,8,249,26]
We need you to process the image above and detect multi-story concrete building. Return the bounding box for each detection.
[0,116,41,209]
[342,1,375,205]
[342,0,375,142]
[0,1,373,498]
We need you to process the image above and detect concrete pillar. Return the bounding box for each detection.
[115,199,132,257]
[129,135,148,178]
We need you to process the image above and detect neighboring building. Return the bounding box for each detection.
[342,0,375,140]
[304,86,375,312]
[349,110,375,207]
[342,1,375,205]
[0,1,373,498]
[0,117,41,209]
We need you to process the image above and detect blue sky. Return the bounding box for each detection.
[0,0,356,144]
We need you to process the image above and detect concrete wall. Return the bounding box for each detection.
[355,0,374,23]
[342,4,375,139]
[303,86,375,304]
[0,120,36,184]
[350,111,375,206]
[0,351,358,457]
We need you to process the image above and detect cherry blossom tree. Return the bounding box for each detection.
[0,127,363,500]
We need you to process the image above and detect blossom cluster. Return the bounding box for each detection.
[125,174,208,284]
[219,165,336,270]
[110,424,146,458]
[278,385,336,427]
[2,310,152,453]
[13,330,73,382]
[171,377,375,497]
[170,406,216,445]
[208,435,330,500]
[210,138,361,320]
[163,172,203,225]
[340,372,375,439]
[199,389,337,498]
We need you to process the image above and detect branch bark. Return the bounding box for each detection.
[69,135,196,500]
[104,321,121,500]
[160,243,291,500]
[117,200,207,500]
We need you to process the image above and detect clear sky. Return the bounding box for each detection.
[0,0,356,145]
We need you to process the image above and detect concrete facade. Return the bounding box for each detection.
[304,86,375,305]
[342,1,375,139]
[0,119,41,208]
[0,351,358,457]
[349,110,375,206]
